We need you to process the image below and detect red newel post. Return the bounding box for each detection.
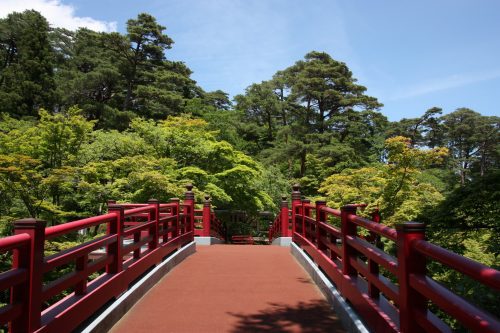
[315,201,326,251]
[397,222,427,333]
[202,195,211,237]
[13,218,46,333]
[280,196,290,237]
[184,184,195,239]
[291,184,301,238]
[107,205,124,274]
[148,199,160,249]
[170,198,180,238]
[340,205,357,276]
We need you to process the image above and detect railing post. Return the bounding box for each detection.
[368,207,381,299]
[397,222,427,333]
[107,205,124,274]
[302,199,311,240]
[148,199,160,249]
[291,184,301,238]
[202,195,211,237]
[280,196,289,237]
[340,205,357,276]
[315,201,326,251]
[184,184,195,239]
[13,218,46,333]
[75,254,88,296]
[170,198,180,238]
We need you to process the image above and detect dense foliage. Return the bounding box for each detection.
[1,10,499,328]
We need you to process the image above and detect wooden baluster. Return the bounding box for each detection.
[13,218,46,333]
[170,198,180,238]
[148,199,160,249]
[340,205,357,276]
[107,205,124,274]
[291,184,301,239]
[397,222,427,333]
[315,200,326,253]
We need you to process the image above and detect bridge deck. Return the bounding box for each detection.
[110,245,346,332]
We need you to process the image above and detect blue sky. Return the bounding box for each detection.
[2,0,499,121]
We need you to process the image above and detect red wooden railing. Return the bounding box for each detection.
[2,182,499,333]
[268,196,291,241]
[287,185,500,333]
[0,186,196,333]
[194,195,226,241]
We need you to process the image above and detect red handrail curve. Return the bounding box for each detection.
[292,198,500,333]
[0,195,194,333]
[268,214,281,242]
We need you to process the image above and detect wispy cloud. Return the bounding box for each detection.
[388,69,500,101]
[0,0,116,32]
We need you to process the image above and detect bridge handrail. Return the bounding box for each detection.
[349,214,397,241]
[193,196,226,241]
[0,186,196,333]
[0,233,30,252]
[210,212,226,240]
[268,197,291,242]
[45,214,116,240]
[290,191,500,333]
[268,214,281,241]
[413,239,500,290]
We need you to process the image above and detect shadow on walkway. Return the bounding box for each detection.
[228,299,346,333]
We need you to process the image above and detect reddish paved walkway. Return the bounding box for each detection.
[110,245,346,333]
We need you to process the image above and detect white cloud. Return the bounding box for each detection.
[389,69,500,101]
[0,0,116,32]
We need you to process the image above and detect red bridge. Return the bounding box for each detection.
[0,185,499,332]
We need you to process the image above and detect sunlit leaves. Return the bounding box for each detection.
[320,137,447,225]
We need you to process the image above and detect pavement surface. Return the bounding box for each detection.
[110,245,346,333]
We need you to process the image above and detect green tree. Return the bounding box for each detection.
[235,51,386,189]
[106,13,173,112]
[442,108,499,184]
[52,28,123,125]
[235,81,282,144]
[387,107,443,147]
[0,10,55,117]
[320,136,448,225]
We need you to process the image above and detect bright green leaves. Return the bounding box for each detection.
[129,115,274,212]
[0,111,276,226]
[320,166,385,210]
[38,107,95,168]
[320,137,447,225]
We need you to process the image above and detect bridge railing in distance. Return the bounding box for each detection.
[193,195,225,241]
[290,185,500,333]
[0,185,196,333]
[209,211,226,241]
[268,196,291,242]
